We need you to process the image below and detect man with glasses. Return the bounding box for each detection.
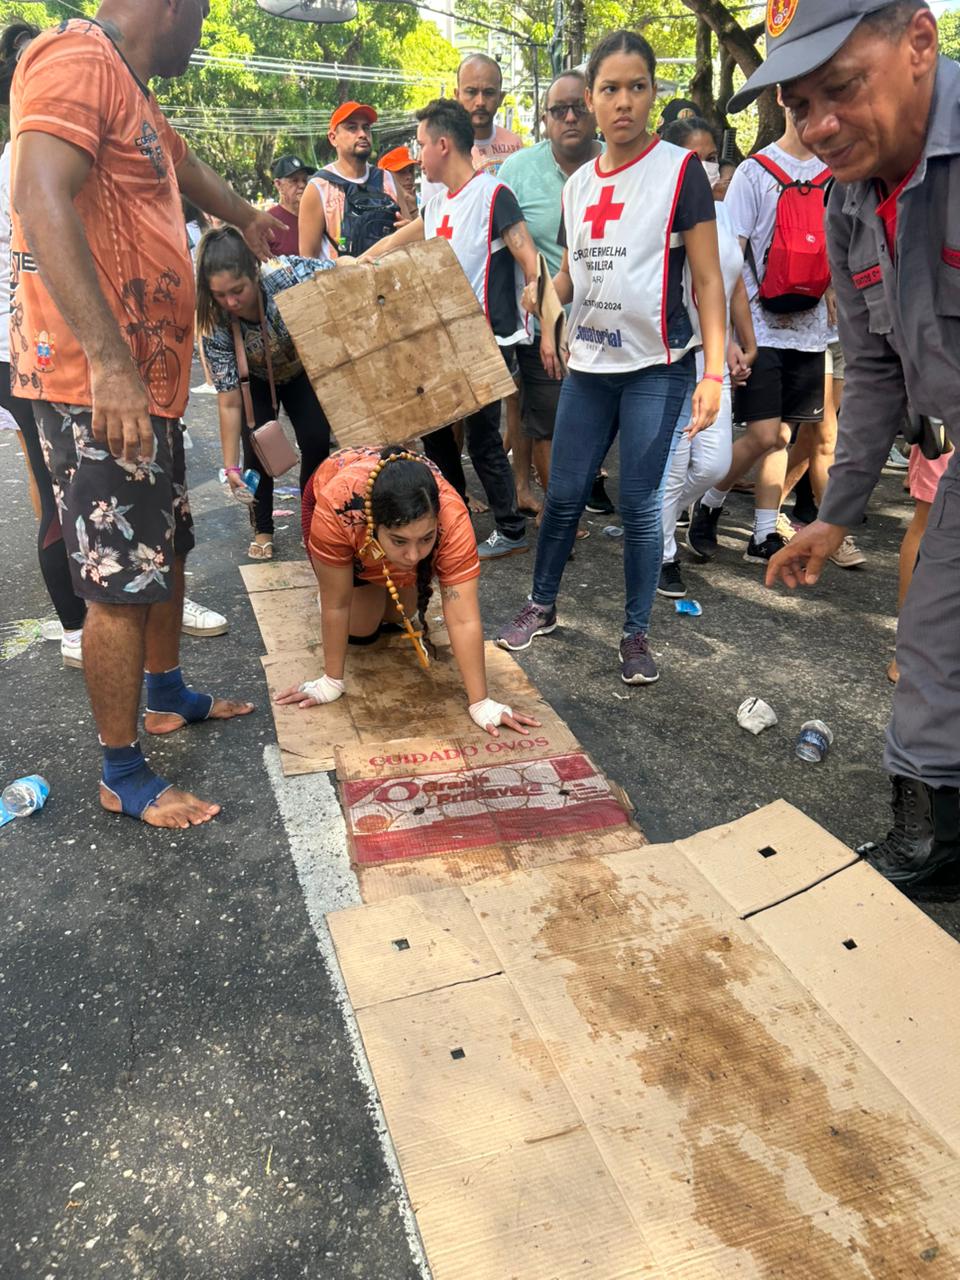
[497,72,603,508]
[298,101,401,260]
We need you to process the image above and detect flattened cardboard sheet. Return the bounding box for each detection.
[248,588,450,656]
[263,642,571,776]
[354,826,648,904]
[677,798,857,917]
[240,560,316,593]
[354,975,659,1280]
[340,752,631,866]
[330,813,960,1279]
[748,857,960,1154]
[327,887,502,1010]
[276,240,518,449]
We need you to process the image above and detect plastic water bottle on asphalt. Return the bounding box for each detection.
[603,525,624,539]
[1,775,50,817]
[796,721,834,763]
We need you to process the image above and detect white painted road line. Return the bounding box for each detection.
[264,746,431,1278]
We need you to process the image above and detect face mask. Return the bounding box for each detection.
[702,160,721,186]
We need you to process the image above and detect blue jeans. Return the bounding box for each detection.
[532,358,694,635]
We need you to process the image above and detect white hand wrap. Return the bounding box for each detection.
[469,698,512,730]
[298,675,345,705]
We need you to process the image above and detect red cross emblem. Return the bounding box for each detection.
[584,186,624,240]
[437,214,454,240]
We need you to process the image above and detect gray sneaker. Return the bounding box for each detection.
[620,631,659,685]
[496,601,557,652]
[478,529,528,560]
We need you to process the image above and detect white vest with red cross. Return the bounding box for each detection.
[563,138,701,373]
[422,171,528,346]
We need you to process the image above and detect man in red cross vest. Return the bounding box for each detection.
[362,98,546,560]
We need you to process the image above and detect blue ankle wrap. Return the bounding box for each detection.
[145,666,213,724]
[101,742,173,819]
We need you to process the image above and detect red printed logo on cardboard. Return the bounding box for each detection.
[767,0,798,38]
[852,265,882,290]
[942,244,960,270]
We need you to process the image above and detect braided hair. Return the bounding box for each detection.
[369,446,441,652]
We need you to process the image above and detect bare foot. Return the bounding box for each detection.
[145,697,255,736]
[465,493,489,516]
[100,782,221,828]
[887,658,900,684]
[516,491,542,517]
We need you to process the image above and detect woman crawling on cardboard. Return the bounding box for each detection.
[274,445,540,737]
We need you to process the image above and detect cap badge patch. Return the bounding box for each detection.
[767,0,799,39]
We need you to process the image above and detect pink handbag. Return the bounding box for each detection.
[231,299,300,478]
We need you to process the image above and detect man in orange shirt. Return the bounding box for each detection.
[11,0,280,828]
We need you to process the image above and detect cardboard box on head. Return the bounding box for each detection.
[275,239,520,449]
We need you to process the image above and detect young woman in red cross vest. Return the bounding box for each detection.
[497,30,727,686]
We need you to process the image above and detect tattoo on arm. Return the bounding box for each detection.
[441,586,461,602]
[504,221,533,254]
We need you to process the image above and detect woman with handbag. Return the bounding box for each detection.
[197,226,335,559]
[275,445,540,738]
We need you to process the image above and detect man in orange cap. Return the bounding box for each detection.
[377,144,418,215]
[299,101,402,260]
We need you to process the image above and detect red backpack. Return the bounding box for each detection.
[748,155,832,314]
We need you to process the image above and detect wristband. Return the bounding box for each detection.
[224,465,242,475]
[703,373,724,385]
[469,698,512,730]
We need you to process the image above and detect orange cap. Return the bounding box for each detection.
[329,101,378,132]
[377,145,417,173]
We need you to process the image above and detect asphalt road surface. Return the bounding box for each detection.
[1,380,956,1278]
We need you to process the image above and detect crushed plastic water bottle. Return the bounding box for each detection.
[220,468,260,506]
[796,720,834,763]
[1,775,50,826]
[603,525,624,539]
[674,599,702,617]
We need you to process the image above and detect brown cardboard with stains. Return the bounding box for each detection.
[354,975,660,1279]
[330,810,960,1277]
[262,641,564,776]
[275,240,518,449]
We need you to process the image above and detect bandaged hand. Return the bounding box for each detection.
[274,675,345,709]
[469,697,513,733]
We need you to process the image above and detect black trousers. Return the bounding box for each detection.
[1,362,86,630]
[245,370,332,535]
[421,400,523,540]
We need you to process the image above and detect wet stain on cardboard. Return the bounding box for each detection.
[531,860,960,1277]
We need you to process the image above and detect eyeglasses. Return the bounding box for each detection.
[546,102,590,121]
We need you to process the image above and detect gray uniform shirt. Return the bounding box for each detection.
[819,55,960,527]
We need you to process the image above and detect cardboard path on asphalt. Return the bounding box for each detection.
[246,561,960,1279]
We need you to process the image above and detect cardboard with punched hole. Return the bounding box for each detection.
[676,798,858,917]
[275,239,518,448]
[262,641,571,776]
[747,857,960,1153]
[329,808,960,1278]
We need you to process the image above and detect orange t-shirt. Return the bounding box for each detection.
[9,21,194,417]
[308,448,480,589]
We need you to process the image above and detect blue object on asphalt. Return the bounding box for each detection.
[675,599,703,617]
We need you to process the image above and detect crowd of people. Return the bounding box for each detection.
[2,0,959,906]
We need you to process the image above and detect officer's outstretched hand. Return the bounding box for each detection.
[765,520,847,590]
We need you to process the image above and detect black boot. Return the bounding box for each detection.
[857,776,960,890]
[686,500,722,561]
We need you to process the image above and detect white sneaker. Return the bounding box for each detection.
[181,597,228,637]
[61,629,83,669]
[829,535,866,569]
[883,444,910,471]
[190,382,218,395]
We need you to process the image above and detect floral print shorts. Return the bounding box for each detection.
[34,403,195,605]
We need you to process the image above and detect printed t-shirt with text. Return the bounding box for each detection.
[560,138,714,373]
[308,447,480,590]
[10,20,194,417]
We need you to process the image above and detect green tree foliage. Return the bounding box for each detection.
[2,0,458,196]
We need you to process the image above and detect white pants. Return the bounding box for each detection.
[661,385,733,563]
